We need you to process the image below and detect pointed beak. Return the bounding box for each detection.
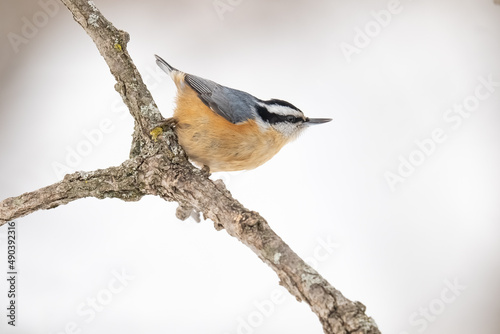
[305,118,332,125]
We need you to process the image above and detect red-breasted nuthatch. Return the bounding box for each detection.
[155,54,332,172]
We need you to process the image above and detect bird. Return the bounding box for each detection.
[154,54,332,172]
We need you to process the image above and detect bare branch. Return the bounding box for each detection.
[59,0,163,157]
[2,151,380,332]
[0,0,382,333]
[0,159,144,226]
[138,154,380,333]
[1,151,381,333]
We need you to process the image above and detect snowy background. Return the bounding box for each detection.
[1,0,499,333]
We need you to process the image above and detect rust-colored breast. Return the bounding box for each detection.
[173,85,288,172]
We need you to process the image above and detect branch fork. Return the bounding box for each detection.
[0,1,380,333]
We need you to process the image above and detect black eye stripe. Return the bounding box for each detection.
[256,106,303,124]
[285,115,302,123]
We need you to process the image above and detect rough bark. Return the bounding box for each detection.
[0,1,380,333]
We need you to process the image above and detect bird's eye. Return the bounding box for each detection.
[286,115,296,123]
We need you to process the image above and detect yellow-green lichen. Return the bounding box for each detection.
[150,127,163,142]
[114,43,122,52]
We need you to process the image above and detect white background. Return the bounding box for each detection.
[1,0,499,333]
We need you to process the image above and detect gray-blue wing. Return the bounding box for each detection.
[185,74,257,124]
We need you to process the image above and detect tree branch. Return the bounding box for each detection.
[0,159,144,225]
[137,154,380,333]
[0,0,381,333]
[59,0,163,157]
